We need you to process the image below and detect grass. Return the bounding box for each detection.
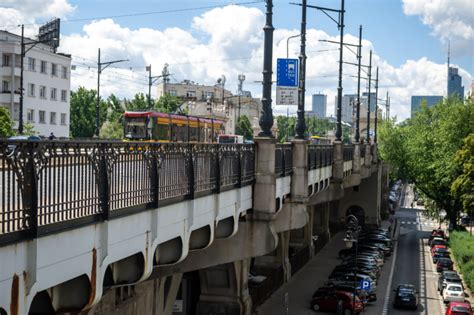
[449,230,474,290]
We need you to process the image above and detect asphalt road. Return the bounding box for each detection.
[385,185,445,315]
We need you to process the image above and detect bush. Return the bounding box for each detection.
[449,231,474,291]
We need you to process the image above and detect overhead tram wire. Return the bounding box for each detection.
[4,1,265,27]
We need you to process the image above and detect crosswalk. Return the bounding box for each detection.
[400,220,440,226]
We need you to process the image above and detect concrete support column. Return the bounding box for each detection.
[253,137,277,214]
[352,143,361,174]
[332,141,343,181]
[154,273,183,315]
[305,206,315,258]
[290,140,308,202]
[372,144,378,164]
[277,231,291,282]
[365,144,372,165]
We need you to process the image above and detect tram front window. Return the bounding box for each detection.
[125,118,148,140]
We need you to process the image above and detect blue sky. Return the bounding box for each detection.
[1,0,473,121]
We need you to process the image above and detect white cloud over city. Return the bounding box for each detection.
[1,1,472,122]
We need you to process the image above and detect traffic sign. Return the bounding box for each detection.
[276,58,299,105]
[277,58,298,87]
[360,280,371,291]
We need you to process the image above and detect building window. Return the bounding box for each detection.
[2,54,10,67]
[27,109,34,122]
[40,60,47,74]
[28,57,35,71]
[51,63,57,76]
[2,80,9,93]
[39,110,46,123]
[169,90,177,96]
[60,113,67,125]
[28,83,35,97]
[50,112,57,125]
[186,91,196,98]
[61,90,67,102]
[39,86,47,98]
[62,66,68,79]
[203,91,214,100]
[50,88,57,100]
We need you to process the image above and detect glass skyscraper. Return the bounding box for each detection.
[448,67,464,98]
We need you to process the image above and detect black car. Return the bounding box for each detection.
[436,258,454,272]
[393,284,419,310]
[333,265,380,279]
[433,251,450,263]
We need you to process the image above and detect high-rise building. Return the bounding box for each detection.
[0,30,72,137]
[448,67,464,98]
[334,92,376,124]
[309,94,327,118]
[411,95,443,117]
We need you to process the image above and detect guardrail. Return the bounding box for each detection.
[275,144,293,178]
[308,145,333,170]
[0,141,255,246]
[343,144,354,161]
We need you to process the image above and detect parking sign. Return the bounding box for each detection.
[360,280,371,291]
[276,58,299,105]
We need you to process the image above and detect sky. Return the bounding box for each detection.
[1,0,473,121]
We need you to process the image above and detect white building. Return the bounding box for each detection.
[0,30,71,138]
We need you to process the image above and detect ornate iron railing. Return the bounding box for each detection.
[0,141,255,245]
[308,145,333,170]
[275,144,293,178]
[343,144,354,162]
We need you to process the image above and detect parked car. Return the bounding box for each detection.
[438,271,462,293]
[312,285,369,305]
[437,258,454,272]
[325,279,377,302]
[7,135,41,153]
[431,239,448,249]
[432,245,449,256]
[310,291,364,314]
[443,283,465,303]
[393,284,419,310]
[445,301,473,315]
[433,251,451,264]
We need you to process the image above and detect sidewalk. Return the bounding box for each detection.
[256,219,396,315]
[256,230,347,315]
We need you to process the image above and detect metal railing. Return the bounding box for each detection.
[0,141,255,245]
[275,144,293,177]
[343,144,354,161]
[307,145,334,170]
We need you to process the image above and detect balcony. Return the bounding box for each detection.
[0,91,20,104]
[0,65,21,77]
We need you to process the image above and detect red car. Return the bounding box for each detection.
[432,244,448,256]
[311,291,364,314]
[445,301,473,315]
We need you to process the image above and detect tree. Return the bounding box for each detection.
[451,133,474,214]
[22,122,37,136]
[70,87,107,138]
[378,97,474,226]
[235,115,253,140]
[99,120,123,139]
[154,94,182,113]
[106,94,124,123]
[125,92,148,112]
[0,107,15,137]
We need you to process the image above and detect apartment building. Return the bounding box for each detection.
[0,30,71,137]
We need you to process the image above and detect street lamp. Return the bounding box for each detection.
[18,25,58,134]
[95,48,128,137]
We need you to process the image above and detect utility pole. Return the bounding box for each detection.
[258,0,274,137]
[19,24,25,134]
[335,0,345,142]
[366,50,372,142]
[295,0,307,139]
[374,67,379,143]
[147,65,165,110]
[355,25,362,143]
[96,48,128,137]
[385,91,389,120]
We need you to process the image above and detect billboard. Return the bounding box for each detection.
[38,18,60,51]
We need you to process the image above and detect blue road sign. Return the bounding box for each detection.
[277,58,298,87]
[360,280,371,291]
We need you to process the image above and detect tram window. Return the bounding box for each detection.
[124,118,147,139]
[170,124,178,142]
[154,123,169,141]
[190,127,198,141]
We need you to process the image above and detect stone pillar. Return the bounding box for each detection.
[291,139,308,202]
[277,231,291,282]
[332,141,343,181]
[365,144,372,165]
[352,143,361,174]
[372,144,378,164]
[305,206,315,258]
[154,273,183,315]
[253,137,277,214]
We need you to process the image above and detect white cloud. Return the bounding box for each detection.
[402,0,474,54]
[2,2,471,123]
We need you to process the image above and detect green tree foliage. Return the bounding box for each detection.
[99,120,123,139]
[235,115,253,140]
[125,92,149,111]
[70,87,107,138]
[106,94,124,122]
[449,231,474,291]
[154,94,182,113]
[451,133,474,213]
[22,122,37,136]
[378,97,474,225]
[0,107,15,137]
[276,116,297,143]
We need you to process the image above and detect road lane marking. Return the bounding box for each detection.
[381,219,399,315]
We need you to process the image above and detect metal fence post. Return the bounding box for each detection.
[98,146,110,221]
[188,144,195,199]
[214,144,221,193]
[149,146,159,208]
[24,142,38,238]
[237,146,242,188]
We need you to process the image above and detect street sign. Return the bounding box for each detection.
[276,58,299,105]
[360,280,371,291]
